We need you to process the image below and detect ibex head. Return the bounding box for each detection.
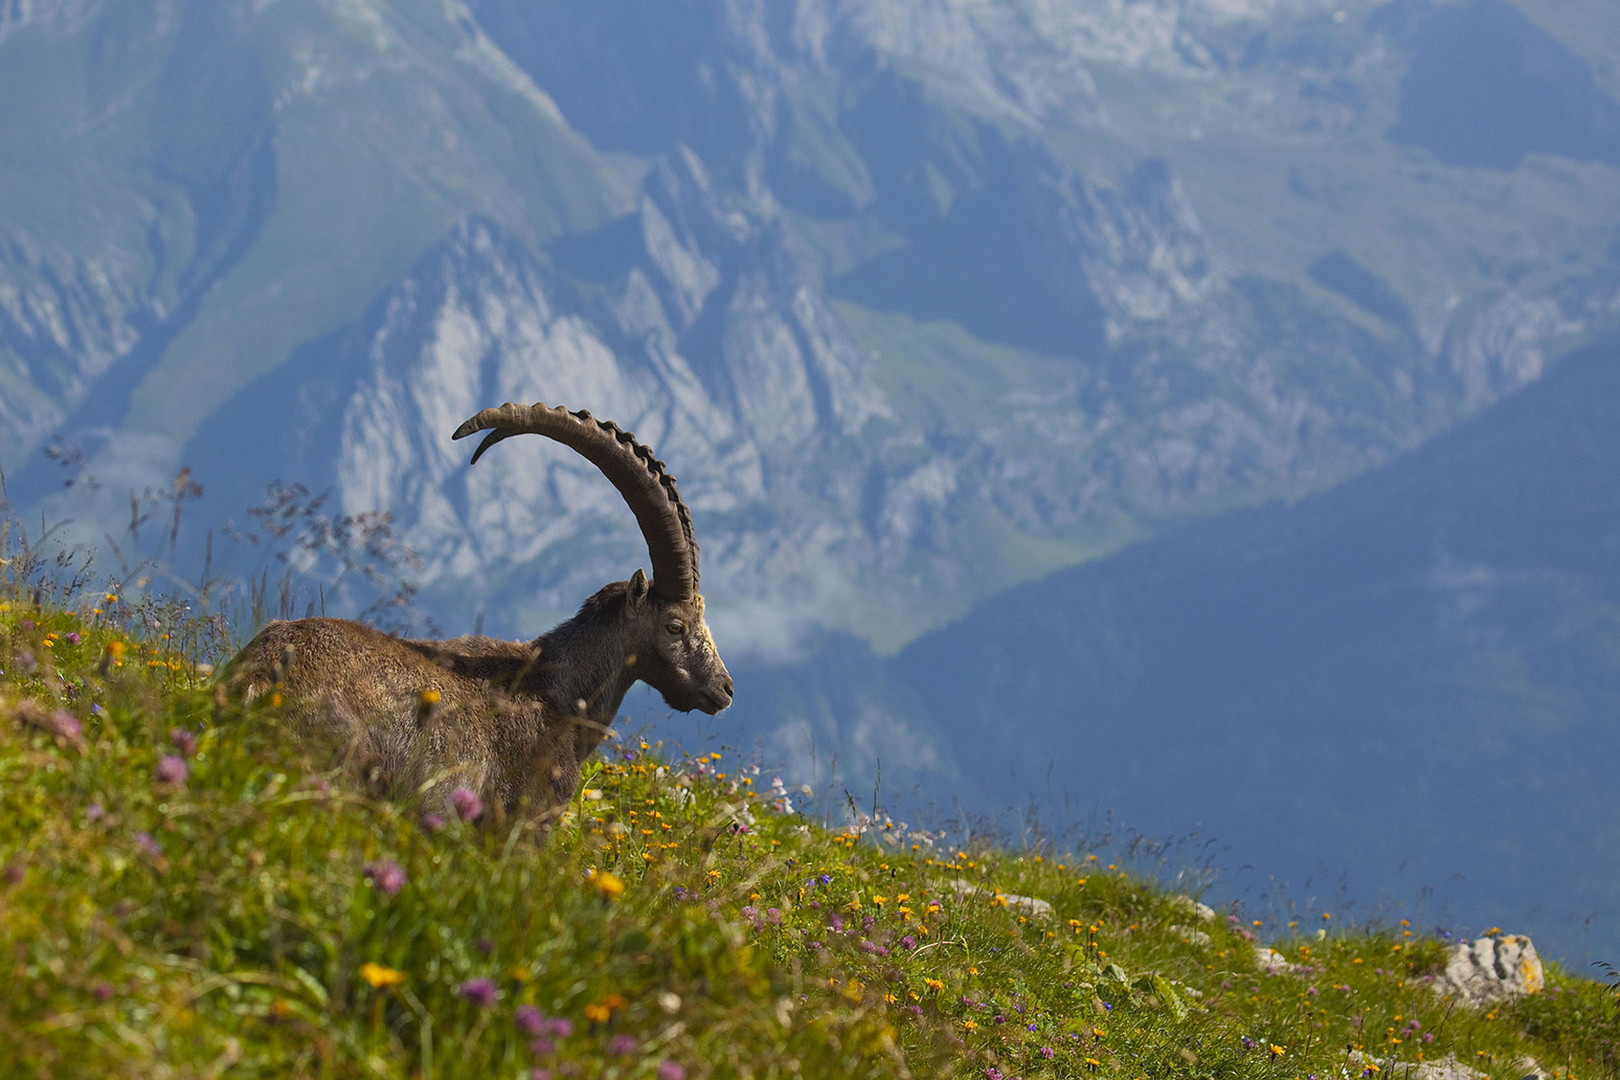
[453,402,733,715]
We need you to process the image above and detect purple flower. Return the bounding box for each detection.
[529,1037,556,1056]
[1040,1046,1055,1059]
[135,832,163,858]
[828,914,844,934]
[606,1033,636,1056]
[155,755,188,786]
[766,907,782,925]
[515,1005,546,1035]
[19,619,34,632]
[421,812,445,833]
[901,935,916,949]
[546,1017,573,1038]
[363,860,407,896]
[170,727,197,757]
[741,905,759,924]
[818,873,832,885]
[64,631,81,646]
[458,977,498,1006]
[529,1070,552,1080]
[861,940,878,953]
[657,1061,687,1080]
[86,802,105,822]
[90,980,114,1002]
[451,786,483,821]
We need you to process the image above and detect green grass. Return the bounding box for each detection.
[3,590,1618,1078]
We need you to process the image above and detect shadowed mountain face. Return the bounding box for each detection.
[701,335,1620,962]
[1381,0,1620,169]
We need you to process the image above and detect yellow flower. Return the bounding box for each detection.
[1269,1044,1286,1058]
[420,688,441,705]
[359,962,405,988]
[591,870,626,900]
[584,1002,611,1022]
[872,895,887,906]
[509,966,530,982]
[924,978,944,991]
[962,1019,978,1031]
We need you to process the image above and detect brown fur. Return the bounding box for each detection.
[222,573,731,821]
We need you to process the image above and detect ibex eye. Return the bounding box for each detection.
[667,623,684,635]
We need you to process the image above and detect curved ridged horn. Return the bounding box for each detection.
[453,402,698,599]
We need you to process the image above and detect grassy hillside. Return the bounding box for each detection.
[2,586,1617,1078]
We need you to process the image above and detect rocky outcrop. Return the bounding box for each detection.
[1434,935,1544,1006]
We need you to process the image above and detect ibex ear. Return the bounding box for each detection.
[628,568,651,610]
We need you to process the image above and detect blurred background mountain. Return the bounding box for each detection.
[3,0,1618,960]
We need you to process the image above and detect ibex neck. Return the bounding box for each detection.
[534,614,638,730]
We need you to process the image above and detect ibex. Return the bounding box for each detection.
[223,402,733,820]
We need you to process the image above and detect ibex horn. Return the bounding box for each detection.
[453,402,698,599]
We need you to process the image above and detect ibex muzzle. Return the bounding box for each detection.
[223,402,732,820]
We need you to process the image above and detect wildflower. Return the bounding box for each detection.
[86,802,104,822]
[170,727,197,757]
[451,786,483,821]
[590,870,625,901]
[766,907,782,925]
[529,1038,556,1056]
[64,631,81,646]
[924,978,944,991]
[962,1019,978,1031]
[135,832,163,858]
[607,1034,637,1056]
[1040,1046,1055,1059]
[1270,1044,1286,1058]
[458,977,498,1006]
[584,1002,612,1023]
[515,1004,546,1034]
[421,811,445,832]
[901,935,916,949]
[90,980,114,1002]
[363,860,407,895]
[420,688,441,705]
[359,962,406,988]
[656,1062,686,1080]
[155,755,188,786]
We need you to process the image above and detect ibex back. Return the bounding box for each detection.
[222,402,732,820]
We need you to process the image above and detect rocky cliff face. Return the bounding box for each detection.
[6,0,1620,658]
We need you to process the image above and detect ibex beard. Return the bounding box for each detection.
[221,402,732,824]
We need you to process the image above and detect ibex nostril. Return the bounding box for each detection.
[220,400,726,825]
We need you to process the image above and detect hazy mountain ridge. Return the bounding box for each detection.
[699,333,1620,962]
[7,0,1620,654]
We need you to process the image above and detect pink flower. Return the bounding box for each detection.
[607,1033,637,1056]
[458,977,498,1006]
[155,755,188,786]
[657,1062,687,1080]
[170,727,197,757]
[515,1005,545,1035]
[363,860,407,896]
[450,786,483,821]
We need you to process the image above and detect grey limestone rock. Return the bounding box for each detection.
[1434,934,1545,1007]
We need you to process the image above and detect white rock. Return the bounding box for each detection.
[1254,945,1291,974]
[1168,895,1217,922]
[1169,925,1211,946]
[1349,1050,1487,1080]
[947,878,1053,920]
[1435,935,1544,1006]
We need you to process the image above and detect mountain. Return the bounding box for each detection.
[5,0,1620,655]
[697,333,1620,963]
